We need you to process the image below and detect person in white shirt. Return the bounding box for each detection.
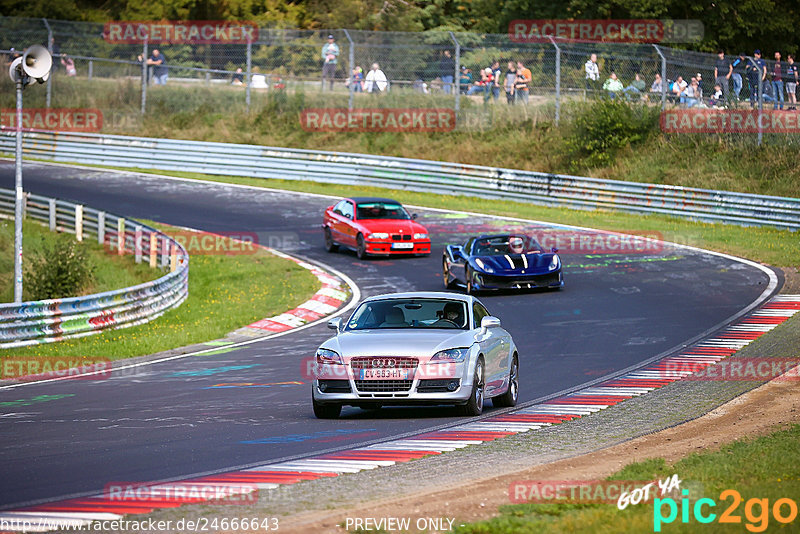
[365,63,388,93]
[584,53,600,94]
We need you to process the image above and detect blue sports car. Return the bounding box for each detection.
[443,234,564,293]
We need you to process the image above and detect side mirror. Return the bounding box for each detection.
[551,247,558,253]
[411,213,418,220]
[480,316,501,333]
[327,317,343,331]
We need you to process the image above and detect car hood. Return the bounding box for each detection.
[358,219,428,235]
[473,253,557,273]
[323,329,475,358]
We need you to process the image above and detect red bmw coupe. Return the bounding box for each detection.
[323,197,431,259]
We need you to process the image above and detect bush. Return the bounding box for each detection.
[25,234,95,300]
[563,99,659,171]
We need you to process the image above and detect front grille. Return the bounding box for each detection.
[355,380,413,392]
[391,234,412,241]
[351,357,419,370]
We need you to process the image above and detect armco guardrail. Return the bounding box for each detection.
[1,131,799,230]
[0,187,188,349]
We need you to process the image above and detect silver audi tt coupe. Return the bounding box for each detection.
[311,291,519,419]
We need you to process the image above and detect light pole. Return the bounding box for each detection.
[8,44,52,303]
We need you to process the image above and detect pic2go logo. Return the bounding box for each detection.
[654,489,798,532]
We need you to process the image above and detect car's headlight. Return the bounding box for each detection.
[431,347,470,363]
[475,258,494,273]
[548,254,560,271]
[368,232,389,240]
[316,348,343,364]
[413,233,428,240]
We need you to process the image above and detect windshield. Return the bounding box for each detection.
[346,298,469,330]
[356,202,411,220]
[472,235,544,256]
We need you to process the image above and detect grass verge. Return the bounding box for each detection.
[0,217,157,303]
[455,423,800,533]
[0,221,320,361]
[76,165,800,271]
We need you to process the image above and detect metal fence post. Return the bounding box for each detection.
[450,32,460,113]
[246,39,252,112]
[43,18,53,109]
[748,57,764,146]
[141,40,148,115]
[97,211,105,245]
[149,232,158,268]
[75,204,83,241]
[161,237,169,268]
[134,225,142,263]
[117,217,125,255]
[550,37,561,125]
[344,29,355,111]
[88,60,93,81]
[49,198,56,231]
[653,45,667,111]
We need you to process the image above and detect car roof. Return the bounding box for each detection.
[348,197,402,204]
[362,291,475,304]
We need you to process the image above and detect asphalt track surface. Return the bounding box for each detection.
[0,161,778,509]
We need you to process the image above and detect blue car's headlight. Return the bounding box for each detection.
[548,254,560,271]
[316,348,343,365]
[431,347,470,363]
[475,258,494,273]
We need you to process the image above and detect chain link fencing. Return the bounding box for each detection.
[1,16,797,143]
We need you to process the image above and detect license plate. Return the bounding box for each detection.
[359,368,411,380]
[391,242,414,250]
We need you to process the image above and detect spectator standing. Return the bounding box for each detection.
[504,61,516,104]
[515,60,531,104]
[439,50,455,94]
[748,49,767,108]
[491,60,502,101]
[772,52,784,110]
[365,63,388,93]
[138,49,167,85]
[321,34,339,91]
[694,73,704,99]
[585,53,600,95]
[731,52,747,103]
[786,55,798,111]
[602,72,623,99]
[714,51,732,105]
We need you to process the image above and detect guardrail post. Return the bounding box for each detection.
[88,60,93,81]
[117,217,125,255]
[49,198,56,231]
[97,211,105,245]
[170,246,178,272]
[134,225,143,263]
[161,236,169,268]
[75,204,83,241]
[450,31,460,113]
[149,232,158,268]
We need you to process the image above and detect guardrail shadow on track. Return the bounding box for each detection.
[0,187,188,349]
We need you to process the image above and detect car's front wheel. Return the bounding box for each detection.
[313,399,342,419]
[356,233,367,260]
[443,257,456,289]
[493,354,519,408]
[460,358,485,416]
[465,266,477,295]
